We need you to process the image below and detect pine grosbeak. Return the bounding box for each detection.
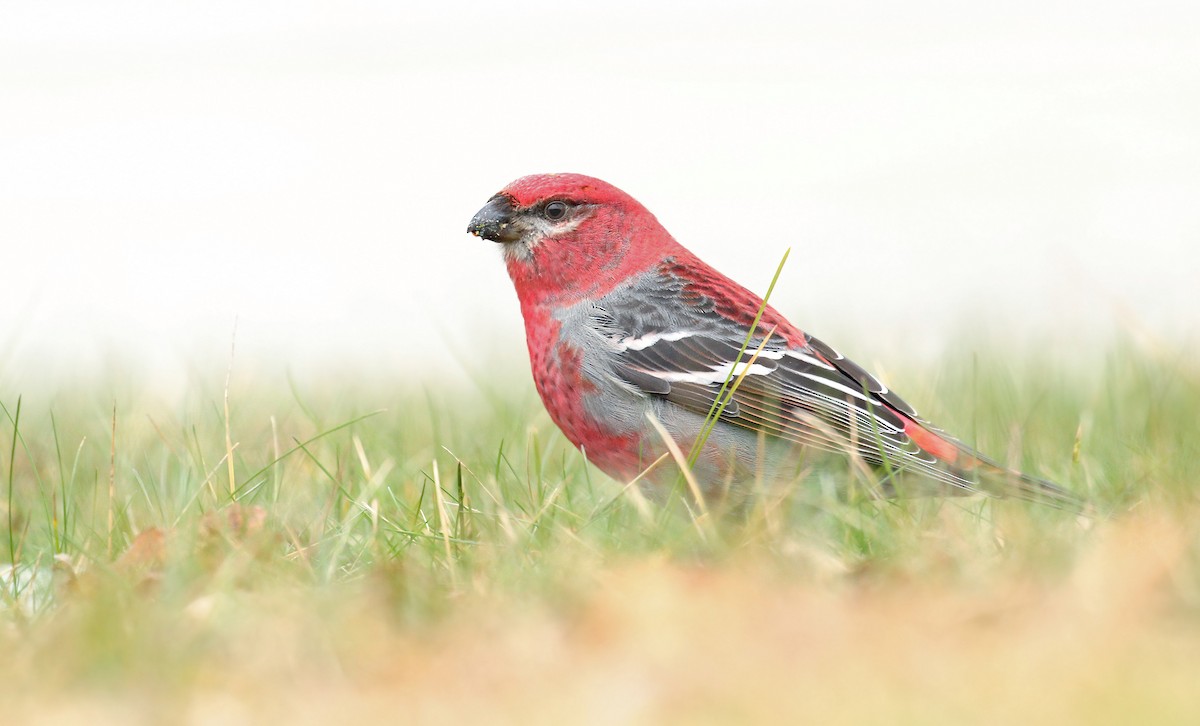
[468,173,1077,508]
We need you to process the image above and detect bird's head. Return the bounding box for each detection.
[468,173,679,304]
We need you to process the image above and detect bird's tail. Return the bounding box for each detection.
[967,458,1086,512]
[901,419,1087,513]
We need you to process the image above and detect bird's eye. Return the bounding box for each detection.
[543,201,568,221]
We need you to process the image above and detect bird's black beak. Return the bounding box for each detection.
[467,194,519,243]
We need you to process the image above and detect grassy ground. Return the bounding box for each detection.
[1,338,1198,724]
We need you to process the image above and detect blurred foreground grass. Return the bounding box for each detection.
[1,339,1198,724]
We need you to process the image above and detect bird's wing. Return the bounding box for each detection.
[590,266,1078,507]
[604,323,946,479]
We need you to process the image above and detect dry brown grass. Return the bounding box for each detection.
[0,509,1197,725]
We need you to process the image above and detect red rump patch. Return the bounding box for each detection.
[903,420,959,464]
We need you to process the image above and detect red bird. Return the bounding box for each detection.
[468,173,1078,508]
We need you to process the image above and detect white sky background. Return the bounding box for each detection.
[2,1,1198,391]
